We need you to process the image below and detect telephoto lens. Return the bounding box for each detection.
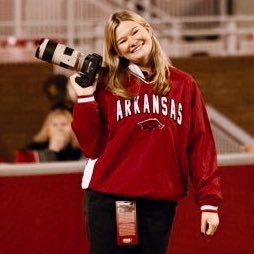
[35,38,102,87]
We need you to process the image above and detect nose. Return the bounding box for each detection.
[128,37,137,49]
[56,124,65,131]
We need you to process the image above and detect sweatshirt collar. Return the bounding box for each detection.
[128,64,146,80]
[128,64,156,84]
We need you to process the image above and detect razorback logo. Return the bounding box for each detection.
[138,118,164,130]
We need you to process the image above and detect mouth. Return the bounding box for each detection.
[131,43,144,53]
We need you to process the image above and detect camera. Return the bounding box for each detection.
[35,38,102,87]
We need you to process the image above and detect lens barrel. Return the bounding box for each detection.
[35,39,58,63]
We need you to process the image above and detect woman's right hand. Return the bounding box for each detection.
[69,73,98,96]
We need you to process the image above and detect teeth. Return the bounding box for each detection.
[132,45,142,53]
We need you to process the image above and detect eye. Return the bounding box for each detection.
[118,39,126,45]
[132,29,139,35]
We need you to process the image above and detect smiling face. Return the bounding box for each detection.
[48,114,71,138]
[115,20,153,69]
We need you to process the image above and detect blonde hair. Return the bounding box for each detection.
[102,9,173,98]
[33,109,79,148]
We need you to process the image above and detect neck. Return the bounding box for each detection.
[139,58,154,75]
[140,65,155,77]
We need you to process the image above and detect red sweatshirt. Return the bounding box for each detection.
[72,66,223,207]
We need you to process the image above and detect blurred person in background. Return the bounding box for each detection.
[43,74,77,111]
[70,10,223,254]
[14,109,82,162]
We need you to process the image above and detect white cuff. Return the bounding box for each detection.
[200,205,218,211]
[77,96,95,103]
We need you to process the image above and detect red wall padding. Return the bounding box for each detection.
[0,174,88,254]
[0,165,253,254]
[170,165,254,254]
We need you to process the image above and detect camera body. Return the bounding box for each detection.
[35,38,102,87]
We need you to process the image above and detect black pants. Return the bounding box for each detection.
[84,190,177,254]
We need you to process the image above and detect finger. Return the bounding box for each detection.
[92,73,100,85]
[201,218,207,234]
[69,73,81,84]
[206,222,218,236]
[206,226,215,235]
[95,73,99,80]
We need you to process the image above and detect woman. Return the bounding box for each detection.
[70,10,223,254]
[14,109,82,162]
